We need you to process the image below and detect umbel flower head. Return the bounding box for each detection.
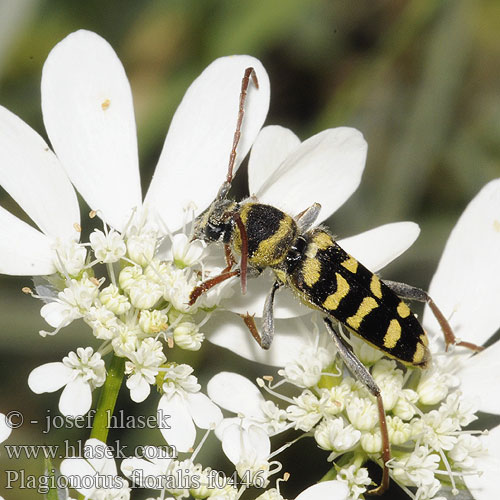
[0,29,420,412]
[0,31,270,417]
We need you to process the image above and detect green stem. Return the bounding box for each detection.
[90,354,125,443]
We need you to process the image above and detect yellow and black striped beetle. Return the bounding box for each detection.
[189,68,482,495]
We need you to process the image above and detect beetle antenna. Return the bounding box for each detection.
[225,67,259,187]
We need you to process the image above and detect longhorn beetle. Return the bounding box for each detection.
[188,67,482,495]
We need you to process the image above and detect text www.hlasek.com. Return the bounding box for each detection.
[4,440,177,460]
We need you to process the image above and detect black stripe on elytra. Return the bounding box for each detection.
[290,231,425,358]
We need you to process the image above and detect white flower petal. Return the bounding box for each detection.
[158,393,195,452]
[207,372,265,418]
[121,457,165,487]
[206,311,317,367]
[248,125,300,195]
[222,424,269,465]
[221,424,244,465]
[0,206,55,275]
[246,424,271,459]
[464,424,500,500]
[256,127,367,223]
[214,417,241,441]
[41,30,141,231]
[295,480,349,500]
[145,55,270,231]
[457,340,500,414]
[0,413,12,443]
[128,376,151,403]
[0,106,79,239]
[185,391,223,429]
[59,378,92,417]
[84,438,118,476]
[28,362,72,393]
[60,457,96,496]
[338,222,420,272]
[423,179,500,346]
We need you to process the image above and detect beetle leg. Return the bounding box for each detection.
[189,269,239,306]
[222,244,236,273]
[382,280,483,352]
[240,313,265,348]
[323,318,391,496]
[260,281,282,349]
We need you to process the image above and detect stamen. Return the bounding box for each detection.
[257,378,295,404]
[191,425,213,462]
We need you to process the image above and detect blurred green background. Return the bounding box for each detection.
[0,0,499,499]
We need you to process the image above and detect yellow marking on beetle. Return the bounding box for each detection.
[313,231,333,250]
[420,333,429,347]
[273,268,288,284]
[253,214,295,267]
[346,297,378,329]
[305,243,318,259]
[383,319,402,348]
[397,301,411,318]
[323,273,350,311]
[413,343,426,365]
[303,258,321,287]
[341,256,358,274]
[370,275,382,299]
[239,203,252,225]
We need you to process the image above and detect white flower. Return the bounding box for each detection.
[221,423,271,487]
[391,446,440,489]
[286,390,326,432]
[278,344,335,388]
[60,438,130,500]
[52,238,87,277]
[40,275,99,333]
[99,284,131,315]
[127,276,163,310]
[420,179,500,499]
[208,372,287,438]
[345,396,378,431]
[120,446,175,490]
[314,417,361,458]
[138,309,169,335]
[336,464,371,500]
[125,338,166,403]
[28,347,105,417]
[84,305,120,340]
[294,481,349,500]
[158,364,222,452]
[173,320,204,351]
[170,233,205,268]
[89,229,126,263]
[0,30,270,277]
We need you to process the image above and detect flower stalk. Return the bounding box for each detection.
[90,354,125,443]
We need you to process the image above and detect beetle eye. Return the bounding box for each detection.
[205,222,224,241]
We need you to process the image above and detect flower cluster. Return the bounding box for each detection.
[0,28,498,500]
[27,208,227,412]
[208,332,485,500]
